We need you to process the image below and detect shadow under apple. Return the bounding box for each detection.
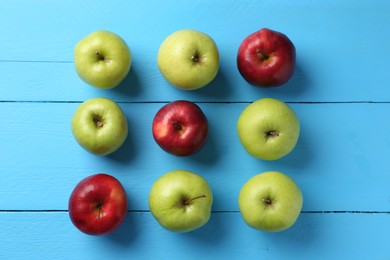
[189,67,236,101]
[253,62,310,100]
[260,211,320,251]
[282,63,310,97]
[106,114,138,164]
[179,211,227,246]
[259,123,314,171]
[187,124,220,166]
[113,63,144,98]
[103,202,140,247]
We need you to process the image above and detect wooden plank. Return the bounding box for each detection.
[1,1,390,258]
[1,102,389,211]
[1,0,389,62]
[1,61,389,103]
[0,1,389,102]
[1,212,389,259]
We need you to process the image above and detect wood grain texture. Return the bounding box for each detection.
[0,0,389,102]
[1,212,389,259]
[1,0,390,259]
[1,102,389,212]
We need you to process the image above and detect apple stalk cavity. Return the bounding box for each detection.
[262,198,273,205]
[95,51,105,61]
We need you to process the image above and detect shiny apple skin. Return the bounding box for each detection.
[152,100,208,156]
[68,174,128,236]
[237,28,296,87]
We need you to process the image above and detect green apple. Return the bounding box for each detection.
[148,170,213,232]
[157,29,219,90]
[74,30,131,89]
[237,98,300,160]
[238,171,303,232]
[71,97,128,155]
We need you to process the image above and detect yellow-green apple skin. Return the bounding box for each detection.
[238,171,303,232]
[74,30,131,89]
[157,29,219,90]
[148,170,213,232]
[71,98,128,156]
[237,98,300,160]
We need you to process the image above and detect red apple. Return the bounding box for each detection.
[237,28,296,87]
[152,100,208,156]
[68,174,128,235]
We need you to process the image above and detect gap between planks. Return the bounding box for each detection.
[0,210,389,214]
[1,101,390,104]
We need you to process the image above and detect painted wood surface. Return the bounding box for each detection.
[1,0,390,259]
[1,212,389,259]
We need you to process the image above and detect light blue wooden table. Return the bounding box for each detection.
[1,1,390,259]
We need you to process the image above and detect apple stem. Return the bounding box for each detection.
[93,115,104,128]
[95,51,105,61]
[191,51,201,63]
[192,55,199,63]
[266,130,279,137]
[96,204,103,219]
[262,198,272,205]
[172,121,182,131]
[184,194,207,205]
[256,49,269,61]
